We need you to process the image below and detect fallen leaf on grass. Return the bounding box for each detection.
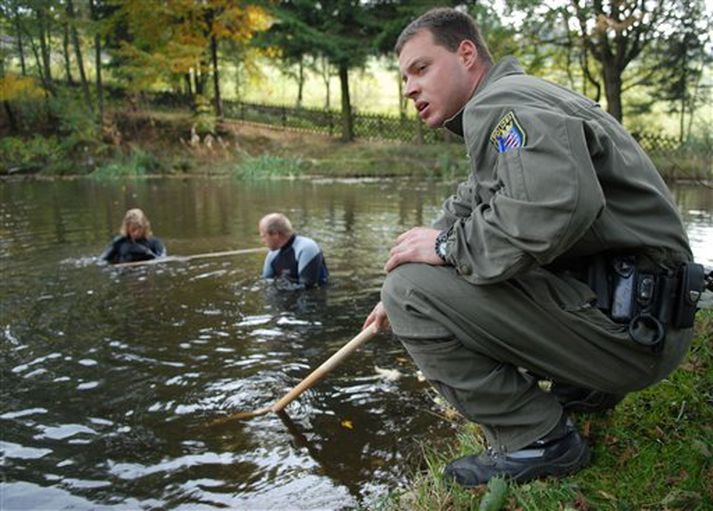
[616,446,637,467]
[692,438,711,458]
[582,420,592,439]
[661,489,701,508]
[575,490,590,510]
[597,490,617,501]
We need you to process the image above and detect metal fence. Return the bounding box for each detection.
[222,100,447,144]
[222,100,690,151]
[631,132,683,153]
[149,93,686,150]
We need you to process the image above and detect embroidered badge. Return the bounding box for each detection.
[489,111,527,153]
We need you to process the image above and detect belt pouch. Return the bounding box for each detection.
[672,262,705,328]
[610,256,636,323]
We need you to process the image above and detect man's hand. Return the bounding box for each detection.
[384,227,443,273]
[362,301,390,332]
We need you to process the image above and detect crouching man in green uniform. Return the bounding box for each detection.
[363,8,699,487]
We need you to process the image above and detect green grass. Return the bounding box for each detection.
[90,148,167,179]
[232,153,305,180]
[378,309,713,511]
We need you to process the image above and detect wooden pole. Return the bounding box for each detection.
[211,324,379,422]
[112,247,266,268]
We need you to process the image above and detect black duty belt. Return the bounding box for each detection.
[550,255,709,352]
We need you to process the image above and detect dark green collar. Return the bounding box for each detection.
[444,56,525,137]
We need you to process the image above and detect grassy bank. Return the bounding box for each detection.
[0,110,469,179]
[376,309,712,511]
[4,110,708,181]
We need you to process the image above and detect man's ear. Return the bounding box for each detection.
[458,39,478,68]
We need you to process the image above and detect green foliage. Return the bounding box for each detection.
[0,136,64,174]
[649,124,713,180]
[435,152,470,180]
[479,477,508,511]
[194,94,216,136]
[91,148,166,179]
[47,88,98,143]
[232,153,304,180]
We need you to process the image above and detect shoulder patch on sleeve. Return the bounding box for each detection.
[489,111,526,153]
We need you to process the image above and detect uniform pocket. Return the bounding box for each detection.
[495,149,530,201]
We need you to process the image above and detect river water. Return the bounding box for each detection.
[1,177,711,510]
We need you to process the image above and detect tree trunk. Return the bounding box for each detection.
[3,100,18,132]
[338,63,353,142]
[602,63,623,123]
[320,57,330,110]
[185,73,193,100]
[89,0,104,122]
[194,66,206,96]
[14,8,27,76]
[28,33,47,89]
[37,9,53,92]
[296,57,304,108]
[210,35,223,118]
[679,56,687,143]
[62,22,75,85]
[67,0,93,113]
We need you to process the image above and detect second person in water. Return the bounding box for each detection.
[101,208,166,264]
[259,213,328,289]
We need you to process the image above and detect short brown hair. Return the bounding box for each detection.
[395,7,492,64]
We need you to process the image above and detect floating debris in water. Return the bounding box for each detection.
[374,366,403,381]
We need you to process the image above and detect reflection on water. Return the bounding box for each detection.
[1,178,711,509]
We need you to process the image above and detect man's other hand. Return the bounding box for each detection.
[384,227,442,273]
[362,301,390,332]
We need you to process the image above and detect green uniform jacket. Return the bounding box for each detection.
[436,57,692,284]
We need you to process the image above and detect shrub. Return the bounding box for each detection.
[91,148,166,179]
[193,94,216,136]
[0,136,64,174]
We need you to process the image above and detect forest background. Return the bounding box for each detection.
[0,0,711,179]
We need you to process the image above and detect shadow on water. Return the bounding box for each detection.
[1,178,711,509]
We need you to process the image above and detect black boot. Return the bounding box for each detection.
[550,383,624,413]
[443,416,590,488]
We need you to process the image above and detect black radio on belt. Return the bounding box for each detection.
[606,256,705,350]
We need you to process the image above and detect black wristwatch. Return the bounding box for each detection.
[435,228,451,263]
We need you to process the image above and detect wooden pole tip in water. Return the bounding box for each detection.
[208,406,273,426]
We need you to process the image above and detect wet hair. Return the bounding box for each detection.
[260,213,293,236]
[120,208,152,238]
[395,7,492,65]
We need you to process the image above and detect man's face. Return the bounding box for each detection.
[259,225,282,251]
[399,29,475,128]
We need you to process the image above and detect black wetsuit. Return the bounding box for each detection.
[100,236,166,264]
[261,234,328,288]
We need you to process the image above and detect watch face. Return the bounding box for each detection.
[438,240,447,257]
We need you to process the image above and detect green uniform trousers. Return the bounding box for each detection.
[381,263,693,452]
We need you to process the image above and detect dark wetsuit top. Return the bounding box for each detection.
[101,236,166,264]
[261,234,328,288]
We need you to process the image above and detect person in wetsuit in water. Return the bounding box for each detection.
[259,213,328,289]
[101,208,166,264]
